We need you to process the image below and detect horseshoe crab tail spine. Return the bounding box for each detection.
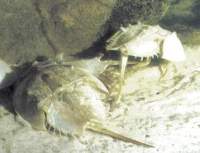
[85,120,154,148]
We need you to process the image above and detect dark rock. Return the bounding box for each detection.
[0,0,169,64]
[0,0,53,64]
[33,0,116,58]
[108,0,169,31]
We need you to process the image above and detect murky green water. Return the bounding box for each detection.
[161,0,200,45]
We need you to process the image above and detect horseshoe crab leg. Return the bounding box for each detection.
[115,53,128,103]
[158,60,170,81]
[116,52,152,103]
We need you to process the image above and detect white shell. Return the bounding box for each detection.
[107,24,170,58]
[162,32,186,62]
[124,37,160,58]
[106,23,186,61]
[0,59,12,89]
[124,25,169,58]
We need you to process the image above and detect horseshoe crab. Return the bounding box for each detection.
[106,23,186,102]
[10,59,153,147]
